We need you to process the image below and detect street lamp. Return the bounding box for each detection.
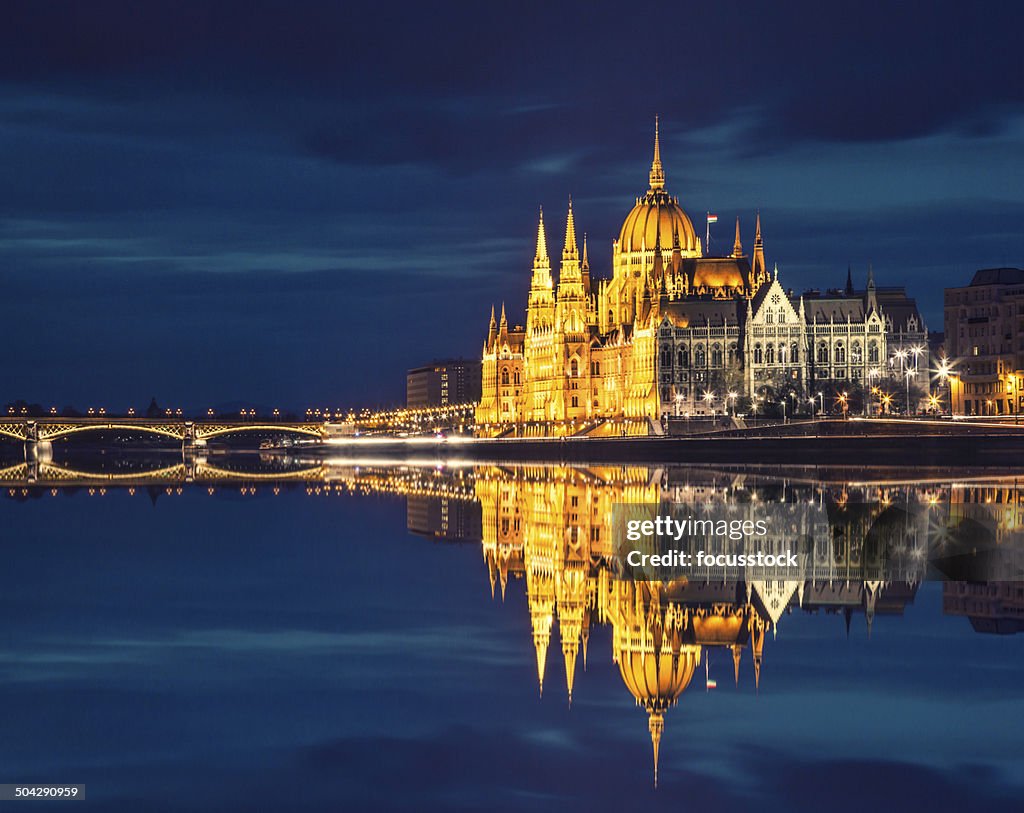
[727,391,737,417]
[702,390,715,416]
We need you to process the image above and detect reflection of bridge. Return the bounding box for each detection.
[0,458,329,487]
[0,418,327,446]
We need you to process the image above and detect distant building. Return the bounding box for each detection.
[406,359,482,408]
[943,267,1024,416]
[943,582,1024,634]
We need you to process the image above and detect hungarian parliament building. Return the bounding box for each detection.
[476,123,928,435]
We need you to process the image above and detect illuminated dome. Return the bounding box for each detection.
[619,192,699,254]
[617,118,700,255]
[691,260,747,291]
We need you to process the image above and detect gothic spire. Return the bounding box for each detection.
[732,216,743,258]
[649,116,665,190]
[581,232,589,270]
[649,713,664,788]
[535,206,548,263]
[845,264,854,296]
[562,196,578,260]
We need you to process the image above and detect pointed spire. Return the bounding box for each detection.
[732,645,742,685]
[487,305,497,345]
[845,264,854,296]
[581,232,589,270]
[499,302,508,333]
[649,712,664,788]
[751,211,766,285]
[563,638,578,706]
[562,196,578,261]
[535,206,548,263]
[649,116,665,190]
[534,632,548,697]
[732,216,743,258]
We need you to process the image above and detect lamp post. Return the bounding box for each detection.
[702,390,715,417]
[727,391,737,417]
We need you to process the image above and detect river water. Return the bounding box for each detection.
[1,451,1022,811]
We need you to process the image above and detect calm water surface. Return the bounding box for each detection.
[1,453,1022,811]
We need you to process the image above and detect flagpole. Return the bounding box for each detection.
[706,212,710,256]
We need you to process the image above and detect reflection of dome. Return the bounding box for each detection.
[616,642,699,714]
[609,581,701,786]
[619,192,699,254]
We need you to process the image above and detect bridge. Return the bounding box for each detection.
[0,417,328,447]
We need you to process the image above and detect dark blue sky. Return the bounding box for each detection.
[1,1,1022,410]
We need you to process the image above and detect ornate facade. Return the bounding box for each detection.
[477,123,929,435]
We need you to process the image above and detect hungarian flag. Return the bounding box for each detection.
[706,678,717,690]
[706,213,718,224]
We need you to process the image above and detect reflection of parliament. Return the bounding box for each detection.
[476,122,927,434]
[404,465,1024,785]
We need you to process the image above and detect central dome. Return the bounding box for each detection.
[618,190,699,254]
[617,120,701,256]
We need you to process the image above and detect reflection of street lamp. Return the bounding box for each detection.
[702,390,715,416]
[727,391,737,417]
[837,391,849,419]
[674,391,684,418]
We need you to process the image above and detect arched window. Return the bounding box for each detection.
[711,344,723,367]
[695,346,706,367]
[678,348,689,367]
[660,349,670,366]
[754,344,763,364]
[728,343,737,365]
[514,370,521,385]
[791,343,799,363]
[570,358,579,377]
[851,342,863,364]
[868,341,880,363]
[835,343,846,364]
[766,344,775,364]
[501,368,510,386]
[777,309,786,324]
[818,342,829,363]
[766,311,774,325]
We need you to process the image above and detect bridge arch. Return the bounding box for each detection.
[37,423,186,442]
[194,424,324,441]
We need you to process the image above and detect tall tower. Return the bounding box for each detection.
[751,212,767,286]
[527,207,555,333]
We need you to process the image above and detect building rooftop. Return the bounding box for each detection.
[969,267,1024,286]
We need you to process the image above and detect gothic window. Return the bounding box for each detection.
[678,347,689,367]
[754,344,763,364]
[779,344,788,364]
[711,344,723,367]
[868,341,880,363]
[501,368,510,386]
[660,349,671,366]
[766,311,774,325]
[766,345,775,364]
[695,346,706,367]
[791,342,799,363]
[835,342,846,364]
[570,358,579,377]
[728,343,737,364]
[818,342,829,363]
[851,342,863,364]
[571,395,578,407]
[777,309,786,324]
